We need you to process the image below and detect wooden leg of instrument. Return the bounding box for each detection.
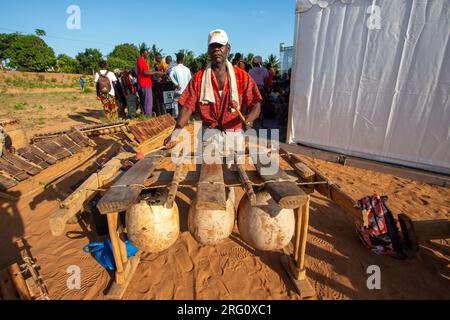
[281,196,316,299]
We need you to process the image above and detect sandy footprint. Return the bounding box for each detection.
[152,278,176,300]
[208,252,225,277]
[243,256,263,275]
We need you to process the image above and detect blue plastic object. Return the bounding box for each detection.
[83,235,139,271]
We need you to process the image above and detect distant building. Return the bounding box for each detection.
[280,43,294,76]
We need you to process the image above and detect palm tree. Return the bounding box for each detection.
[149,44,164,67]
[176,49,196,70]
[265,54,280,74]
[195,53,210,70]
[244,53,254,65]
[138,42,149,52]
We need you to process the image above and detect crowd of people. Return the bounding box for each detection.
[94,50,193,121]
[94,46,292,128]
[231,54,292,127]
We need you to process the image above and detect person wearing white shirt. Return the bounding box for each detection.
[94,61,118,120]
[165,56,176,77]
[169,52,192,117]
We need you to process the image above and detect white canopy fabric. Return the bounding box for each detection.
[289,0,450,174]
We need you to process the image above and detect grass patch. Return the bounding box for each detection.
[37,116,46,125]
[64,95,79,101]
[4,76,78,89]
[32,104,44,111]
[135,114,149,122]
[82,87,94,94]
[100,116,109,123]
[14,102,28,110]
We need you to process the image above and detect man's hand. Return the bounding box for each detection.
[244,120,254,130]
[164,133,178,149]
[164,128,182,149]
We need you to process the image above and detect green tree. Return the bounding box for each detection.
[7,35,56,71]
[0,33,19,69]
[76,48,103,75]
[149,44,164,67]
[195,53,210,70]
[107,43,139,68]
[35,29,46,37]
[244,53,254,65]
[56,54,80,73]
[176,49,196,70]
[107,57,129,71]
[264,54,280,74]
[138,42,149,52]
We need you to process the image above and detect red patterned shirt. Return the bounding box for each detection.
[179,66,262,131]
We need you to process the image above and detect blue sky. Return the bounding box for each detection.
[0,0,296,60]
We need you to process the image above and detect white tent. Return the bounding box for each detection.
[287,0,450,175]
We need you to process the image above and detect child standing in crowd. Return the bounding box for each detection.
[79,76,85,92]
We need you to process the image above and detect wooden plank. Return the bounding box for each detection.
[107,213,124,275]
[8,146,96,197]
[49,154,127,236]
[128,126,147,144]
[56,135,82,154]
[97,151,167,215]
[196,163,226,210]
[0,158,29,181]
[282,151,364,221]
[1,152,41,176]
[121,127,138,143]
[235,160,257,206]
[0,173,18,191]
[145,169,261,188]
[399,213,449,251]
[412,219,450,240]
[137,127,175,155]
[28,145,57,165]
[137,125,153,140]
[0,268,18,300]
[7,264,31,300]
[17,147,49,169]
[292,162,315,194]
[297,200,310,273]
[34,140,71,160]
[118,227,129,265]
[67,129,93,147]
[280,142,450,187]
[281,255,316,300]
[165,162,188,209]
[105,256,140,300]
[256,160,308,209]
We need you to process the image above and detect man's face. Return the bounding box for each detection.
[156,54,162,63]
[208,43,229,65]
[142,50,149,59]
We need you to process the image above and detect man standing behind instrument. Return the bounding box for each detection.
[165,29,262,150]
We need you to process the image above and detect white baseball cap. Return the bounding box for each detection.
[208,29,229,46]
